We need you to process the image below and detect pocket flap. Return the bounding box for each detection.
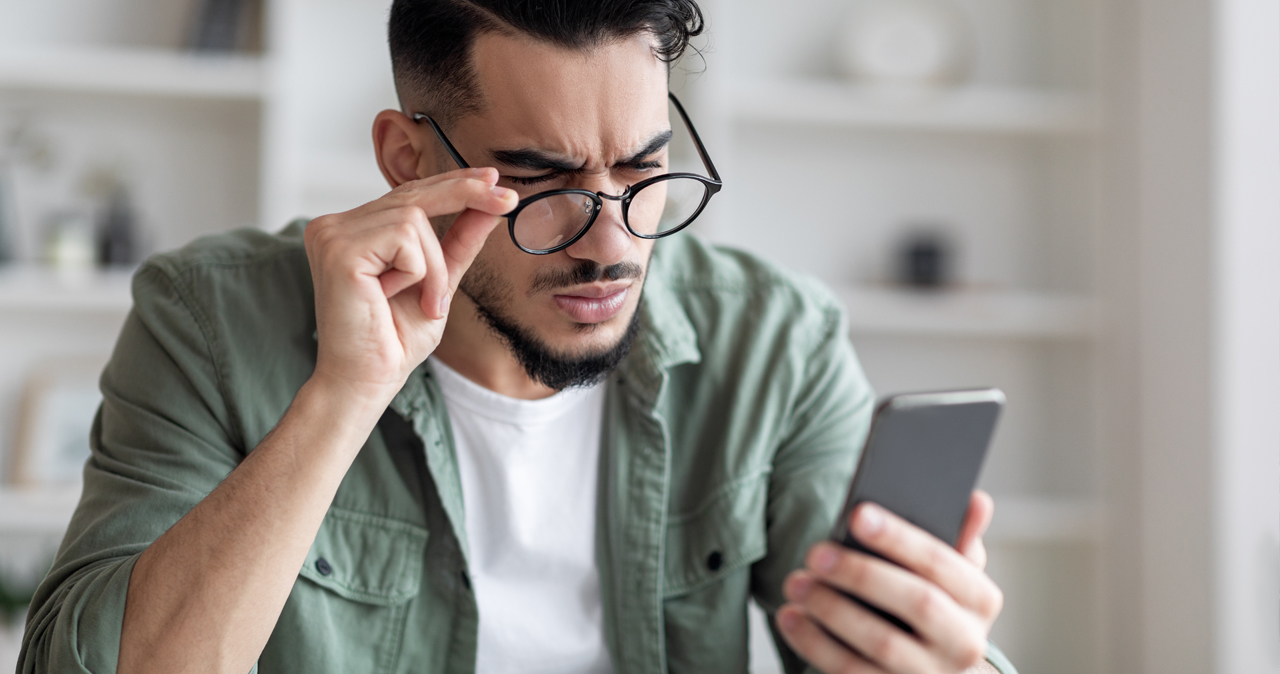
[663,475,769,597]
[299,507,429,605]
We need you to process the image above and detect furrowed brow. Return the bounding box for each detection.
[617,130,673,166]
[489,148,582,173]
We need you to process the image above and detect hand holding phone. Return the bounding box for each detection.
[831,388,1003,631]
[774,388,1007,674]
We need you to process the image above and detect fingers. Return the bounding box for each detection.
[388,172,517,220]
[796,546,988,669]
[848,504,1002,621]
[956,491,994,569]
[774,604,884,674]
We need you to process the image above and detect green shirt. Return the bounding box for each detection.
[20,222,1016,674]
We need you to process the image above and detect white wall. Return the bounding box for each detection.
[1212,0,1280,672]
[1114,0,1280,671]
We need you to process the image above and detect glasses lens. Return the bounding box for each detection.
[512,192,597,252]
[628,177,708,237]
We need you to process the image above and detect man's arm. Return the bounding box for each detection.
[115,170,515,674]
[18,168,515,674]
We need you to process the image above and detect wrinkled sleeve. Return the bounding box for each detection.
[19,264,245,673]
[750,301,1018,674]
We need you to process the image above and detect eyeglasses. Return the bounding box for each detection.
[413,93,722,255]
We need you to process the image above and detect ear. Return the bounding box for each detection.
[373,109,437,189]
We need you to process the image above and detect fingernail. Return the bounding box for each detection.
[777,608,800,632]
[857,503,885,537]
[438,293,451,318]
[812,546,838,573]
[788,574,814,600]
[492,185,513,198]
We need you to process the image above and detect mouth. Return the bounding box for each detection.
[553,283,631,324]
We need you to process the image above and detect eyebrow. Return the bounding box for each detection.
[488,129,674,173]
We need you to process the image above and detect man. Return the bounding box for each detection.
[20,1,1015,673]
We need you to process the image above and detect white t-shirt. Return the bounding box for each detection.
[429,357,613,674]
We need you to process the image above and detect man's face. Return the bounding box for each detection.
[424,32,670,380]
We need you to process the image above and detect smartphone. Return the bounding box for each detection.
[830,387,1005,633]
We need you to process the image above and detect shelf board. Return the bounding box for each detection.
[0,46,266,100]
[727,79,1095,134]
[837,285,1098,339]
[0,484,81,532]
[0,265,134,314]
[985,496,1101,544]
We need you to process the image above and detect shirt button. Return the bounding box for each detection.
[315,557,332,576]
[706,551,723,571]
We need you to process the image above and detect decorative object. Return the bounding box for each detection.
[188,0,264,53]
[9,357,106,487]
[0,165,14,264]
[896,229,954,288]
[95,187,138,267]
[837,0,975,90]
[41,211,96,274]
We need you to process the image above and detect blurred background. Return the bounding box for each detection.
[0,0,1275,672]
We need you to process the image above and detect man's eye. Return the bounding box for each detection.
[627,161,664,172]
[505,173,558,187]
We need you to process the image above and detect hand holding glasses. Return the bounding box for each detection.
[414,93,722,255]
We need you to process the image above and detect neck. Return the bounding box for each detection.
[432,291,560,400]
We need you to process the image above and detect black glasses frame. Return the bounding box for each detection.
[413,92,723,255]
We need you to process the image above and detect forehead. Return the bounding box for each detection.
[458,31,670,161]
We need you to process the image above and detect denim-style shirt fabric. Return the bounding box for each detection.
[19,223,1017,674]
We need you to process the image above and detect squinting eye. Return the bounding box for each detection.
[505,174,558,187]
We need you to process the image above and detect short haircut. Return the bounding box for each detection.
[388,0,704,124]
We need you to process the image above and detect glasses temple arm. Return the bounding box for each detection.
[667,92,721,183]
[412,113,472,169]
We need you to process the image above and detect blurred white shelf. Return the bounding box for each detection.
[728,79,1096,134]
[0,484,81,532]
[301,151,389,196]
[837,285,1098,339]
[0,46,266,100]
[986,496,1102,544]
[0,265,134,314]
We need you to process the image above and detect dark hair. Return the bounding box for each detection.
[388,0,704,123]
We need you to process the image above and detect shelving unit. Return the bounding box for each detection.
[0,47,266,100]
[0,265,134,314]
[838,285,1097,338]
[689,1,1106,672]
[727,79,1095,134]
[0,485,81,533]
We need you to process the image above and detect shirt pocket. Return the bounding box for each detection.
[662,474,769,674]
[261,507,429,674]
[298,507,429,603]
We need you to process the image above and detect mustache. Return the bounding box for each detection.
[527,260,645,295]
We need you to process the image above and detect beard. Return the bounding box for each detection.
[459,258,646,391]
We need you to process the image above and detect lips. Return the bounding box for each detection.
[553,286,630,323]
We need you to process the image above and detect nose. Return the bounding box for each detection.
[563,182,633,268]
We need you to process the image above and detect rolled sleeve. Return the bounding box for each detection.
[19,263,245,673]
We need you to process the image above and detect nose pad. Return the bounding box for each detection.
[567,193,630,265]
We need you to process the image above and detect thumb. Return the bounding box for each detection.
[439,207,510,292]
[956,489,994,568]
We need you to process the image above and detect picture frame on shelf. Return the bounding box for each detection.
[8,356,106,487]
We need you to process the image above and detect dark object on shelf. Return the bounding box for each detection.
[96,187,137,267]
[897,230,953,288]
[188,0,263,53]
[0,168,14,263]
